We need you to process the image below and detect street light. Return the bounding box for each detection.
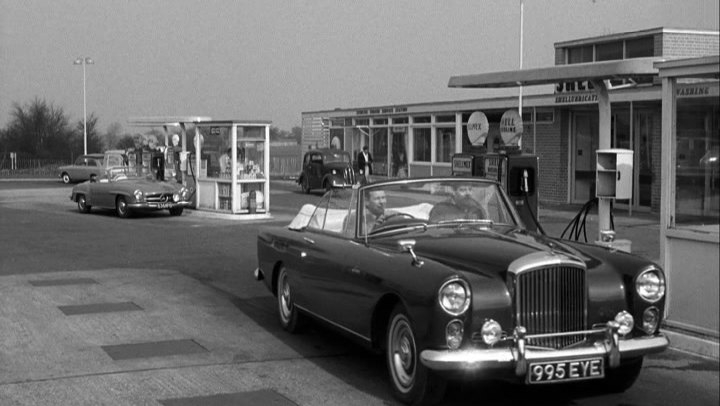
[73,56,94,155]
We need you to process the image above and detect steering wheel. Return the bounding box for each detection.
[382,212,415,222]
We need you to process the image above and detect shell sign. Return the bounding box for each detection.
[500,109,524,146]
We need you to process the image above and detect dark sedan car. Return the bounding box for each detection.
[70,168,192,218]
[255,177,668,405]
[297,148,356,193]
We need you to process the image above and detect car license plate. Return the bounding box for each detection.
[527,358,604,384]
[157,203,172,209]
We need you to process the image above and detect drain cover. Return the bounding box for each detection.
[58,301,143,315]
[101,339,207,361]
[159,390,297,406]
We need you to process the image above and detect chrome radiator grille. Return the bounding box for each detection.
[145,193,173,203]
[343,167,356,185]
[515,265,586,349]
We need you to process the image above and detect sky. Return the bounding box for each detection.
[1,0,718,133]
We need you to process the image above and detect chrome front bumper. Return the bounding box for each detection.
[128,201,192,210]
[420,324,669,376]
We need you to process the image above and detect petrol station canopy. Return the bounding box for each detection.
[448,57,661,88]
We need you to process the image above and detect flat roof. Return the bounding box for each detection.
[127,116,213,126]
[448,57,662,89]
[655,55,720,79]
[193,120,272,126]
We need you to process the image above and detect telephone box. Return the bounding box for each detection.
[452,152,540,231]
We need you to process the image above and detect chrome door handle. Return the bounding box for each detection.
[303,237,315,244]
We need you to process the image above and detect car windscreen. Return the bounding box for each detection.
[323,152,350,164]
[358,179,519,237]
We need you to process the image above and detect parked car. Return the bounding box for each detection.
[255,177,668,405]
[70,168,192,218]
[297,148,356,193]
[58,150,128,184]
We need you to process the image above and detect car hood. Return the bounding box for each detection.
[323,162,352,171]
[372,227,588,278]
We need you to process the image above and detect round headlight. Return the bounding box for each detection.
[614,311,634,336]
[636,268,666,303]
[481,319,502,345]
[332,169,338,175]
[446,320,464,350]
[173,192,181,202]
[642,307,660,334]
[438,279,470,316]
[133,190,144,201]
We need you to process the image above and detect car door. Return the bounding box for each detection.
[292,189,382,340]
[68,156,88,180]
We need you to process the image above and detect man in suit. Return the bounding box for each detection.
[358,145,373,184]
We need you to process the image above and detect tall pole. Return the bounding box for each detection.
[518,0,524,118]
[74,57,94,155]
[82,61,87,155]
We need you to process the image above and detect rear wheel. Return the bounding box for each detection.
[169,207,184,216]
[323,179,332,192]
[116,196,131,218]
[61,173,71,184]
[276,266,303,332]
[76,194,91,213]
[386,304,446,406]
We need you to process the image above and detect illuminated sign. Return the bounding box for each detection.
[466,111,489,146]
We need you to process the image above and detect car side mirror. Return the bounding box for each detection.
[398,239,424,267]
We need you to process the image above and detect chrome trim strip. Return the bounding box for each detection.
[420,335,669,372]
[295,304,372,343]
[508,251,586,275]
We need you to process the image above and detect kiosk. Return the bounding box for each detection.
[191,120,271,217]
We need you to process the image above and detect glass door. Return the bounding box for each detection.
[371,127,389,177]
[572,112,598,203]
[391,127,408,178]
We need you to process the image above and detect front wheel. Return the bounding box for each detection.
[169,207,184,216]
[301,177,311,194]
[76,194,91,213]
[276,266,304,332]
[116,196,131,218]
[386,305,446,406]
[601,357,643,393]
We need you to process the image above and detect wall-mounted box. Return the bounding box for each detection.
[596,149,633,200]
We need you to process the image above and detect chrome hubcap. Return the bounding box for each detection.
[390,316,415,391]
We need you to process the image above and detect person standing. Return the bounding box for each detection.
[358,145,373,184]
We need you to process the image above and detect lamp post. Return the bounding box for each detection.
[73,57,94,155]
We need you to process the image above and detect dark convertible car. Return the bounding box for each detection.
[255,177,668,405]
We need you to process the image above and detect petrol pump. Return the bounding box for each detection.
[451,110,541,232]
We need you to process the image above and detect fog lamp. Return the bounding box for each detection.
[446,320,464,350]
[614,311,634,336]
[642,307,660,334]
[481,319,502,345]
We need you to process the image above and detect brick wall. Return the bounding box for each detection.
[529,109,568,204]
[660,32,720,59]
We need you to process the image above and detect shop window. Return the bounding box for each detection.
[331,119,345,127]
[674,101,720,229]
[355,118,369,126]
[414,128,431,162]
[568,45,593,64]
[392,117,409,124]
[436,128,455,163]
[373,118,388,125]
[413,116,431,124]
[436,115,456,123]
[344,118,353,126]
[596,41,623,61]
